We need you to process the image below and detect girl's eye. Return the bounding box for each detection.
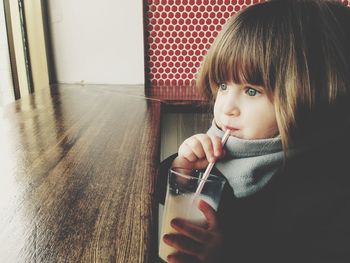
[218,83,228,91]
[245,87,259,96]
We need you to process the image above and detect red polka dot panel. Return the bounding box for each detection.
[145,0,263,89]
[145,0,350,90]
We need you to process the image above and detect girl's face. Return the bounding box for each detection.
[214,82,279,140]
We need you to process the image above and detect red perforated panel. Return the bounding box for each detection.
[145,0,262,93]
[144,0,350,100]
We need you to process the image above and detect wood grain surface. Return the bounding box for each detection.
[0,84,161,262]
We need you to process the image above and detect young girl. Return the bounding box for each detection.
[160,0,350,262]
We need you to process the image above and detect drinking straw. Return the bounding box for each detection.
[194,129,231,196]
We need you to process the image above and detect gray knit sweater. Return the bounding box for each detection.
[207,124,284,198]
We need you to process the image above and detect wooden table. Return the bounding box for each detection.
[0,84,162,262]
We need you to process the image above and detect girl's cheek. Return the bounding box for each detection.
[213,109,221,127]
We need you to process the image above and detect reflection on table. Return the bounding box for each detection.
[0,84,161,262]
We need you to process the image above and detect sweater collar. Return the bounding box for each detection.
[207,122,285,198]
[207,122,283,158]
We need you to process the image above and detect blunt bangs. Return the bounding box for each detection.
[197,2,284,100]
[197,1,295,102]
[208,16,266,91]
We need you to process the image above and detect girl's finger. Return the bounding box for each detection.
[183,136,206,160]
[163,233,202,257]
[170,218,211,244]
[176,146,209,170]
[194,134,216,163]
[178,142,197,162]
[172,156,194,170]
[208,134,224,158]
[192,159,210,170]
[198,200,219,231]
[178,141,199,162]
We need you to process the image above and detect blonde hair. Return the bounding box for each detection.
[197,0,350,151]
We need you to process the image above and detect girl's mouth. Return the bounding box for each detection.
[224,126,239,132]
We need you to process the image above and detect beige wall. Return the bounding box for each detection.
[47,0,145,85]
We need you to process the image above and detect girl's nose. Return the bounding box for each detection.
[224,106,240,116]
[222,94,240,116]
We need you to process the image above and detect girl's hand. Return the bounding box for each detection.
[163,200,225,263]
[172,134,225,170]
